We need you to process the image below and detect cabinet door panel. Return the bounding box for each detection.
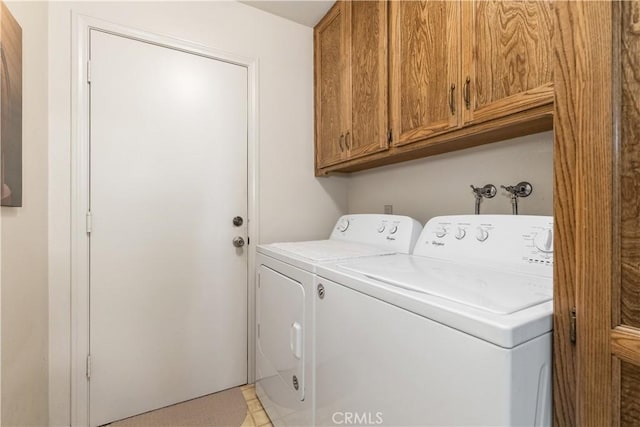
[616,4,640,424]
[348,0,388,159]
[463,1,553,125]
[315,3,347,169]
[389,1,461,146]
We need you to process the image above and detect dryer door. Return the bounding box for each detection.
[257,265,305,401]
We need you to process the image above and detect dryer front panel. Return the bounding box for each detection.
[257,265,306,401]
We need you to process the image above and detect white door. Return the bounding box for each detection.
[88,30,248,426]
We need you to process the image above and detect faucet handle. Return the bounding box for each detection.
[501,182,533,198]
[471,184,497,199]
[501,185,515,197]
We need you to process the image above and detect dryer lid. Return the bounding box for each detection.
[340,256,552,315]
[267,240,395,262]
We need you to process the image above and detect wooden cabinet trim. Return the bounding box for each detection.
[552,3,577,425]
[466,82,554,125]
[553,1,614,425]
[317,103,552,175]
[612,326,640,366]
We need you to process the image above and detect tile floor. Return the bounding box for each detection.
[106,384,271,427]
[240,384,272,427]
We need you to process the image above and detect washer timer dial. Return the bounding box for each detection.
[533,228,554,253]
[476,227,489,242]
[337,218,350,232]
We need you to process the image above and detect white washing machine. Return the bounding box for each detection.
[315,215,554,426]
[255,214,422,427]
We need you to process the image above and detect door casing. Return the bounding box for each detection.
[69,14,260,427]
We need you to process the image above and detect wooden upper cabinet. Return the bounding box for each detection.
[389,1,461,147]
[461,1,553,125]
[315,2,347,169]
[314,0,555,174]
[346,0,388,159]
[315,0,388,172]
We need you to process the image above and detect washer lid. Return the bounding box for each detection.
[341,256,552,315]
[267,240,396,262]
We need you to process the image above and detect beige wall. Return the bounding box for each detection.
[1,2,49,426]
[48,2,347,425]
[347,131,553,224]
[45,3,552,425]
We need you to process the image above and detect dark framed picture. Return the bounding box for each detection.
[0,1,22,207]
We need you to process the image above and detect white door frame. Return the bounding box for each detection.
[70,14,259,426]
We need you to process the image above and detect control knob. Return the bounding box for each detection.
[534,228,554,253]
[389,226,398,235]
[337,218,350,232]
[435,227,447,238]
[476,227,489,242]
[455,227,466,240]
[377,224,386,233]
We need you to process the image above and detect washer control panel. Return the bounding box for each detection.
[414,215,554,277]
[329,214,423,254]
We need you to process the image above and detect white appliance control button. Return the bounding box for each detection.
[435,227,447,238]
[389,226,398,235]
[337,219,350,232]
[377,224,386,233]
[455,227,466,240]
[476,227,489,242]
[533,228,554,253]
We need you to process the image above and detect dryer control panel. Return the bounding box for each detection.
[413,215,554,278]
[329,214,423,254]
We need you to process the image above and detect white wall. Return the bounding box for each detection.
[2,2,49,426]
[347,131,553,224]
[47,3,553,425]
[48,2,347,425]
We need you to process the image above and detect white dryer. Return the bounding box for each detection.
[255,214,422,427]
[315,215,554,426]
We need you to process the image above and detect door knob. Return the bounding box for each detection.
[233,216,243,226]
[233,236,245,248]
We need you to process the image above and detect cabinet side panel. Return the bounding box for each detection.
[553,2,577,420]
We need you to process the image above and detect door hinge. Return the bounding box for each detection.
[247,236,250,245]
[570,307,577,344]
[387,129,393,144]
[86,354,92,379]
[87,60,91,84]
[86,211,92,234]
